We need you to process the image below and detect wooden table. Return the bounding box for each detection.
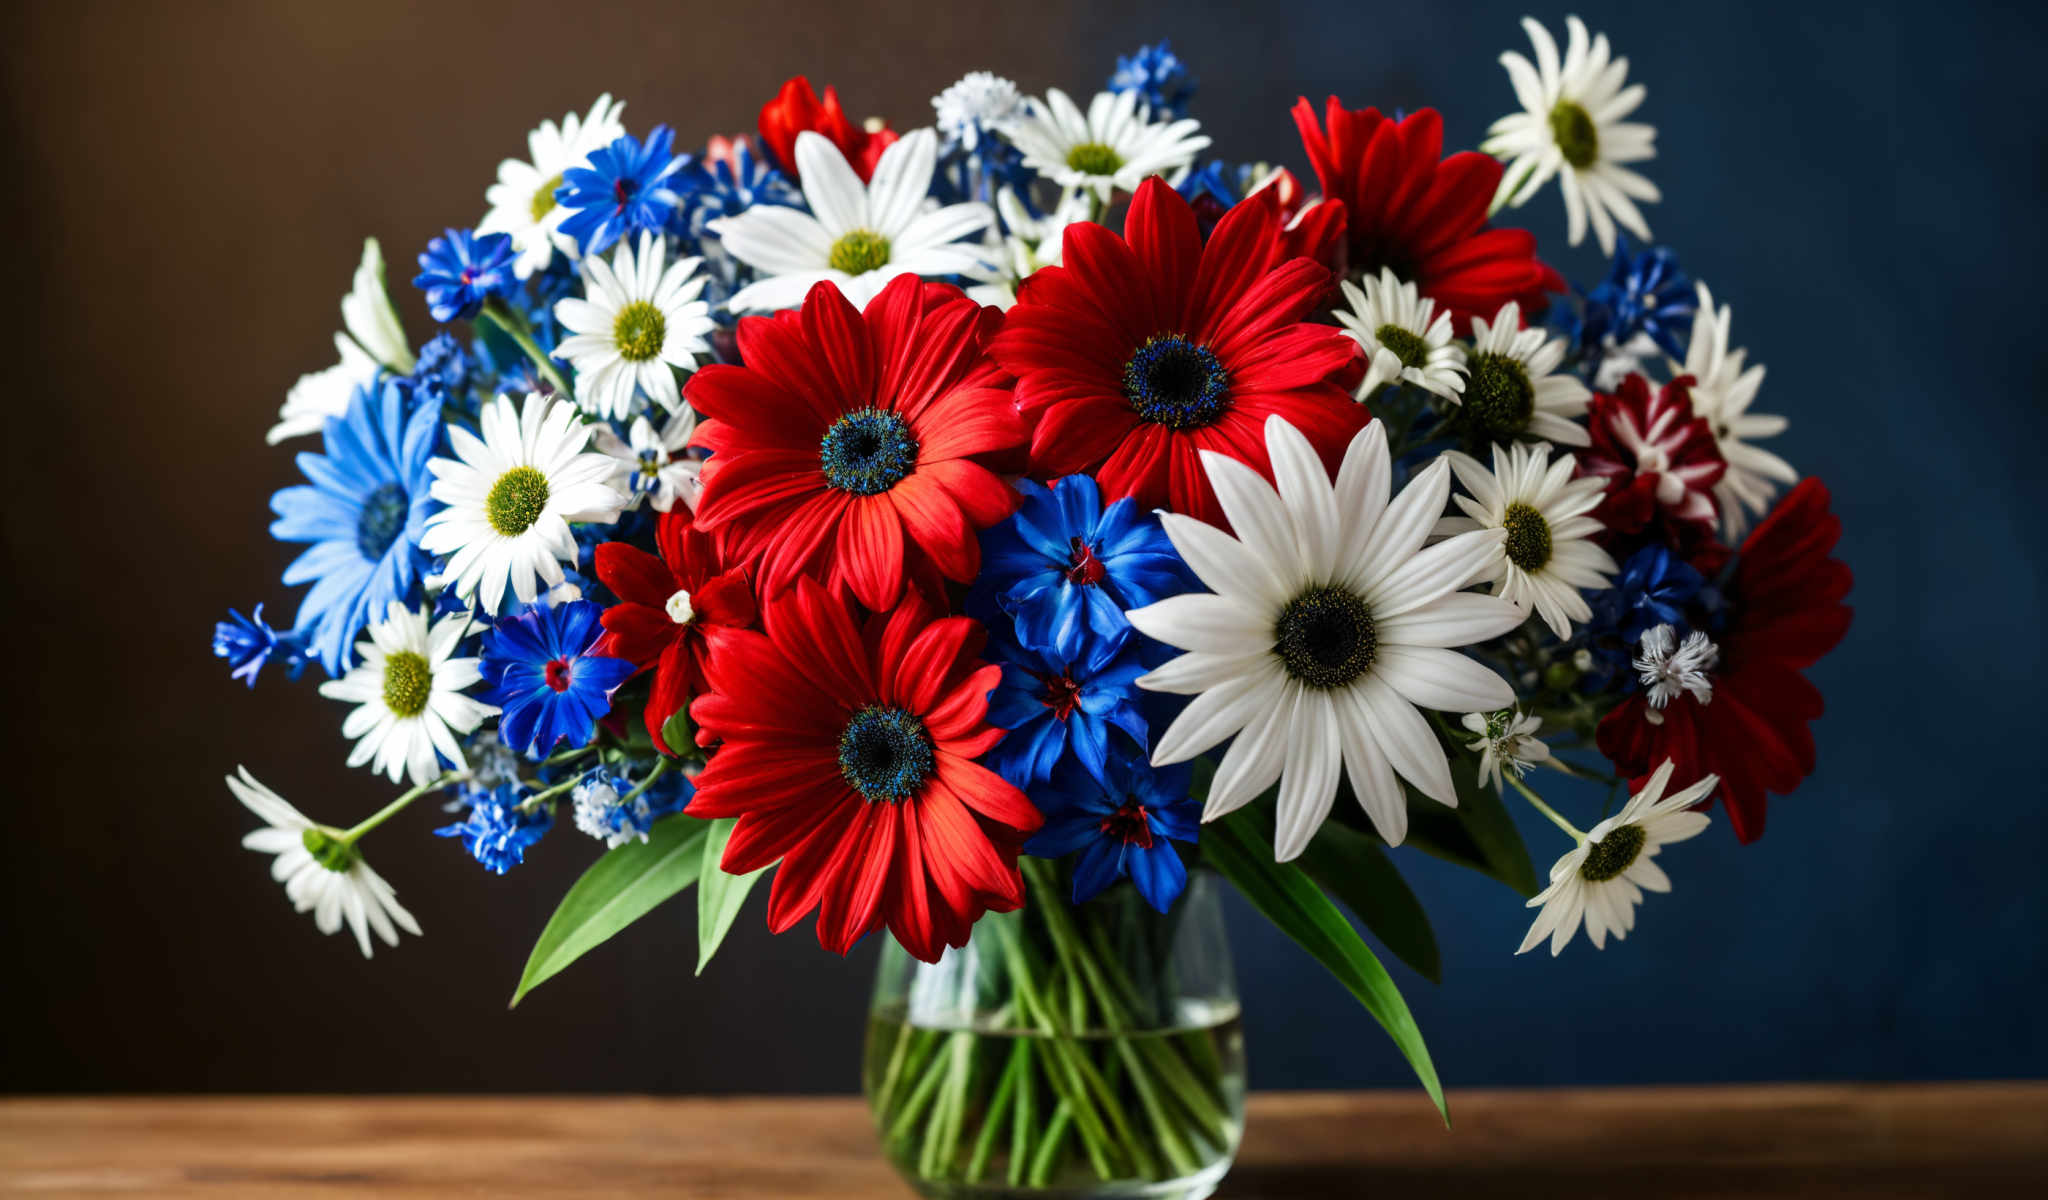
[3,1086,2043,1197]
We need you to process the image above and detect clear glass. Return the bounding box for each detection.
[863,864,1244,1200]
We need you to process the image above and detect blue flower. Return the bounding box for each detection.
[976,476,1192,660]
[269,378,440,674]
[671,138,801,243]
[1574,237,1696,377]
[478,600,638,757]
[570,765,694,847]
[435,783,553,874]
[1108,41,1195,119]
[556,126,685,255]
[212,602,309,687]
[413,228,517,323]
[985,624,1151,789]
[1581,545,1707,684]
[1027,756,1200,912]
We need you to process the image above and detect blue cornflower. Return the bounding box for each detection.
[556,126,685,255]
[985,624,1151,790]
[1108,41,1195,119]
[1581,544,1707,685]
[1574,237,1696,381]
[435,783,553,874]
[212,602,309,687]
[413,228,517,323]
[670,138,801,243]
[1027,757,1200,912]
[976,476,1192,660]
[478,600,638,757]
[269,378,440,674]
[410,332,472,394]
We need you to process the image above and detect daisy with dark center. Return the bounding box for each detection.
[1128,417,1523,859]
[1438,442,1616,640]
[1517,759,1713,955]
[687,275,1024,613]
[1335,267,1467,402]
[686,580,1043,963]
[993,178,1368,531]
[1026,756,1200,913]
[1456,301,1591,447]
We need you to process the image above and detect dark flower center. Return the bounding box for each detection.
[543,659,574,693]
[1462,352,1536,439]
[1066,537,1106,586]
[612,177,638,211]
[1548,100,1601,169]
[1032,669,1083,722]
[380,650,433,717]
[1501,501,1553,572]
[1274,584,1377,689]
[1123,335,1231,430]
[356,482,410,560]
[1374,323,1431,370]
[1578,823,1646,882]
[1098,797,1156,849]
[486,466,551,537]
[838,705,936,804]
[819,409,919,496]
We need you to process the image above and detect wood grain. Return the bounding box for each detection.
[2,1086,2043,1198]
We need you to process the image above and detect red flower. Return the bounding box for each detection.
[688,275,1023,612]
[687,579,1042,962]
[1578,373,1727,556]
[1292,99,1563,331]
[991,178,1367,530]
[591,509,755,754]
[1597,479,1853,842]
[758,76,898,183]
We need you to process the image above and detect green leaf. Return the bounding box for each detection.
[510,813,712,1007]
[1436,757,1539,897]
[659,709,701,760]
[1299,820,1442,984]
[1206,807,1448,1123]
[695,817,769,975]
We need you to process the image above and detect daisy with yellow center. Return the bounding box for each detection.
[1437,441,1616,640]
[319,601,498,787]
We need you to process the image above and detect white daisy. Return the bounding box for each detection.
[1461,708,1553,791]
[318,602,498,787]
[932,71,1024,151]
[269,332,380,445]
[339,237,415,375]
[710,128,992,313]
[964,187,1091,309]
[552,231,714,420]
[227,767,422,958]
[1633,623,1718,712]
[1483,15,1660,255]
[1517,758,1714,955]
[479,94,627,279]
[421,393,628,615]
[1679,283,1795,537]
[998,87,1210,203]
[591,404,703,513]
[1461,301,1592,447]
[1334,268,1467,402]
[1437,442,1616,640]
[1128,417,1524,860]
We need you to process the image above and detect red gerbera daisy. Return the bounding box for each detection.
[1597,479,1853,842]
[1578,372,1728,557]
[1292,99,1564,331]
[687,275,1025,612]
[991,177,1368,529]
[591,508,755,754]
[687,578,1042,962]
[758,76,897,183]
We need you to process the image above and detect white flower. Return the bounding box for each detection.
[269,332,380,445]
[1484,16,1660,255]
[1128,417,1523,860]
[965,187,1091,309]
[933,72,1023,151]
[571,775,653,849]
[1335,268,1467,402]
[1633,623,1718,711]
[711,128,992,313]
[421,393,628,614]
[1462,301,1592,447]
[552,231,714,420]
[340,238,415,375]
[592,404,703,513]
[1590,330,1662,392]
[479,94,627,279]
[318,602,498,787]
[1518,759,1713,955]
[1438,442,1616,640]
[227,767,422,958]
[999,88,1210,202]
[1679,283,1795,538]
[1461,708,1553,790]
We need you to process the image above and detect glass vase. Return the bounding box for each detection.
[863,863,1244,1199]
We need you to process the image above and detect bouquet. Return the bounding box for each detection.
[215,19,1851,1194]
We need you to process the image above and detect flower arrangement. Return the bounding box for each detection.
[215,16,1851,1191]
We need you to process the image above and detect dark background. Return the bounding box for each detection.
[4,0,2043,1095]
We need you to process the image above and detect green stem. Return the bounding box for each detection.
[479,297,571,396]
[617,757,670,806]
[541,744,599,768]
[1506,772,1585,841]
[965,1039,1025,1182]
[1008,1041,1036,1186]
[1027,1098,1075,1187]
[336,771,466,844]
[515,769,590,813]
